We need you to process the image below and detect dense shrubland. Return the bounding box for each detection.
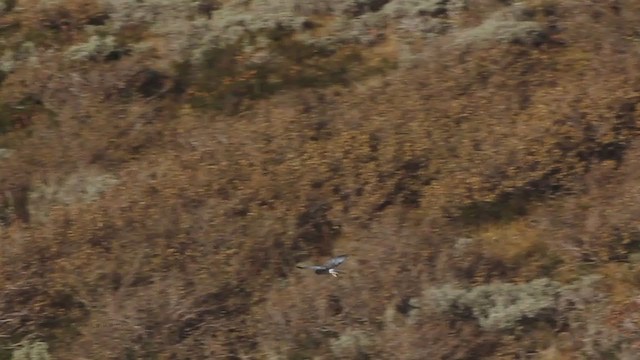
[2,0,640,358]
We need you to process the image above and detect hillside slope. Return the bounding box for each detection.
[2,0,640,359]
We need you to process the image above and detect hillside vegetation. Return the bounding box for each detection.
[2,0,640,359]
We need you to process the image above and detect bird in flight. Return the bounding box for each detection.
[297,255,348,277]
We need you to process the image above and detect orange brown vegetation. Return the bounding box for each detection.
[1,0,640,359]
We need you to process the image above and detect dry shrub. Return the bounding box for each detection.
[254,215,439,358]
[2,0,640,359]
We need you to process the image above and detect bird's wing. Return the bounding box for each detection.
[323,255,348,269]
[297,265,326,271]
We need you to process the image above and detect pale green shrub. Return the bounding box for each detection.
[453,4,545,47]
[382,0,449,18]
[428,278,558,330]
[103,0,200,31]
[455,18,543,46]
[428,283,467,314]
[316,0,467,46]
[0,51,14,74]
[86,0,539,66]
[426,276,604,331]
[0,148,15,159]
[65,35,118,61]
[0,42,39,74]
[465,278,558,330]
[11,340,50,360]
[28,169,120,224]
[329,328,374,359]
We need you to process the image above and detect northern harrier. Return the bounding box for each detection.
[297,255,348,277]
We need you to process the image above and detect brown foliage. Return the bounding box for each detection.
[2,0,640,358]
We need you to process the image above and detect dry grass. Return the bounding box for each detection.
[1,0,640,359]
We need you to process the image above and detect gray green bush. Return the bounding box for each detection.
[65,35,118,61]
[10,341,50,360]
[426,276,603,331]
[454,4,545,48]
[0,42,38,74]
[329,328,374,359]
[28,169,120,224]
